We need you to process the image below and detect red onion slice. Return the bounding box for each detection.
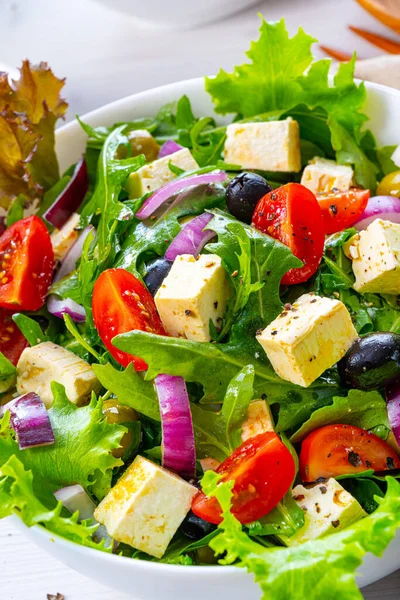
[154,374,196,479]
[158,140,183,158]
[44,157,89,229]
[54,484,114,547]
[386,382,400,447]
[136,171,227,220]
[2,393,55,450]
[47,226,94,322]
[165,213,214,261]
[355,196,400,230]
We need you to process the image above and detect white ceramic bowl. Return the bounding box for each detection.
[21,77,400,599]
[94,0,260,29]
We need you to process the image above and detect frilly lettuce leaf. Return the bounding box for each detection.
[0,61,67,209]
[202,471,400,600]
[0,382,125,500]
[205,18,378,191]
[0,454,110,551]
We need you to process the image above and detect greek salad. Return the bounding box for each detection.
[1,18,400,600]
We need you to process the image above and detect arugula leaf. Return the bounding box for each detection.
[377,145,398,177]
[6,194,25,227]
[206,18,379,191]
[116,183,225,277]
[291,390,390,443]
[0,383,125,500]
[12,313,48,346]
[341,478,384,515]
[191,365,255,461]
[0,455,109,551]
[93,362,160,421]
[207,210,301,335]
[113,330,340,431]
[80,126,145,261]
[202,471,400,600]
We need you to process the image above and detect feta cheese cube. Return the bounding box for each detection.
[223,118,301,173]
[241,399,274,442]
[344,219,400,294]
[127,148,199,198]
[256,293,358,387]
[280,479,366,546]
[301,157,353,194]
[50,213,80,262]
[155,254,230,342]
[94,456,197,558]
[16,342,101,408]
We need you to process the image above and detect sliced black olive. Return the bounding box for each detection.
[180,511,216,540]
[226,172,272,224]
[338,332,400,390]
[144,257,172,295]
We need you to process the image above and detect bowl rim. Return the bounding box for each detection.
[17,74,400,575]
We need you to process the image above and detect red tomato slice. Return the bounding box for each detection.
[92,268,166,371]
[299,424,400,482]
[0,216,54,311]
[252,183,325,285]
[0,309,28,365]
[317,189,370,235]
[192,432,295,524]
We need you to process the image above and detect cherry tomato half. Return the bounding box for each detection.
[0,309,28,365]
[92,268,166,371]
[299,424,400,482]
[317,188,370,235]
[252,183,325,285]
[192,432,295,525]
[0,216,54,311]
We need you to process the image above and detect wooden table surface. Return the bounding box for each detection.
[0,0,399,598]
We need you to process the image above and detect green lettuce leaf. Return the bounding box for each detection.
[0,455,109,551]
[291,390,390,443]
[247,490,305,538]
[202,471,400,600]
[0,383,125,500]
[205,18,378,191]
[191,365,255,461]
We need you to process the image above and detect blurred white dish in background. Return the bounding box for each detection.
[94,0,261,29]
[0,61,18,79]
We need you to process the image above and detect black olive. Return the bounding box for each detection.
[180,511,216,540]
[226,172,272,224]
[144,258,172,295]
[338,332,400,390]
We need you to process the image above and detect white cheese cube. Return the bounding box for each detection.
[223,118,301,173]
[256,293,358,387]
[16,342,101,408]
[155,254,230,342]
[94,456,197,558]
[241,399,274,442]
[344,219,400,294]
[50,213,80,262]
[127,148,199,198]
[301,157,353,194]
[280,479,366,546]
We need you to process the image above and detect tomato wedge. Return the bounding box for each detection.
[0,216,54,311]
[299,424,400,482]
[317,189,370,235]
[192,432,295,524]
[92,268,166,371]
[252,183,325,285]
[0,309,28,365]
